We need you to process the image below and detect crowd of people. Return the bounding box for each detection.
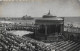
[0,32,80,51]
[0,32,52,51]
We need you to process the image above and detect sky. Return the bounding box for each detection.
[0,0,80,17]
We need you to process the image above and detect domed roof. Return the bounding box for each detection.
[43,10,56,18]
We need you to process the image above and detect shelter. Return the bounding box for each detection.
[35,10,64,41]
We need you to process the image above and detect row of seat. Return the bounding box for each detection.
[46,40,80,51]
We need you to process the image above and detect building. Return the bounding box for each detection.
[34,11,64,42]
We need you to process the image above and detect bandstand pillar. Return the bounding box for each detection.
[45,24,47,40]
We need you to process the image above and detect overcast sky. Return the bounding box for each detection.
[0,0,80,17]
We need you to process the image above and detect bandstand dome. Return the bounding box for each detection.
[36,10,63,24]
[40,10,63,21]
[43,10,57,18]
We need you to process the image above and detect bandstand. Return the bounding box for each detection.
[35,11,64,42]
